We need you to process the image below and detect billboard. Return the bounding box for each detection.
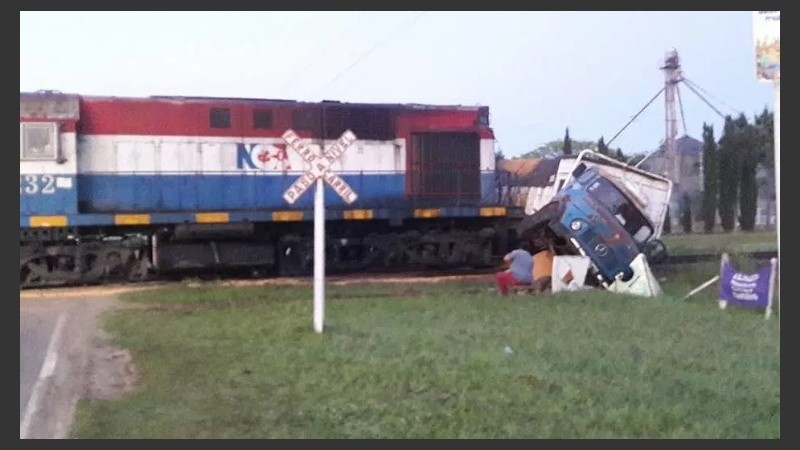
[753,11,780,82]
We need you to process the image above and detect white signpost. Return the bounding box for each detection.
[282,129,358,333]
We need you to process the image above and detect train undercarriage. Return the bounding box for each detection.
[19,218,520,289]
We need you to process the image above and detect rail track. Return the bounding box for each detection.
[651,251,777,268]
[19,250,777,293]
[18,260,501,291]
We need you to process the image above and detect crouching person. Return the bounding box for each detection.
[496,242,533,295]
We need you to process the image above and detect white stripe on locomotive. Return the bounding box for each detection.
[76,135,496,175]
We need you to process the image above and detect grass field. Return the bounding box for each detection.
[662,230,777,256]
[70,264,780,438]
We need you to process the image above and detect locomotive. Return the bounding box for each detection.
[20,91,524,287]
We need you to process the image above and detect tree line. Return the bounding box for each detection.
[698,108,774,233]
[519,127,632,164]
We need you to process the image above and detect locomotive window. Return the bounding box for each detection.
[323,106,393,140]
[210,108,231,128]
[20,122,59,161]
[253,109,273,129]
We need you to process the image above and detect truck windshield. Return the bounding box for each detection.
[586,177,653,244]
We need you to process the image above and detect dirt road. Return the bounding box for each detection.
[19,294,136,439]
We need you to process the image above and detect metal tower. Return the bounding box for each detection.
[661,49,683,192]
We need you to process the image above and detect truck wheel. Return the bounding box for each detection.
[643,239,668,264]
[617,268,634,282]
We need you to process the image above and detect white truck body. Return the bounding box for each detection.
[520,150,673,297]
[524,149,673,239]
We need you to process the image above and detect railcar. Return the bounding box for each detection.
[19,91,523,287]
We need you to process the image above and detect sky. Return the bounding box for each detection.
[20,11,776,158]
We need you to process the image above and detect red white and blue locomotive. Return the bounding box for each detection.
[20,91,523,287]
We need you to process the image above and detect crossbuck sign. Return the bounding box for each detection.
[281,129,358,333]
[282,129,358,205]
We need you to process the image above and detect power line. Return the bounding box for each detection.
[607,87,665,147]
[683,77,743,116]
[280,12,366,92]
[680,79,726,119]
[310,12,426,98]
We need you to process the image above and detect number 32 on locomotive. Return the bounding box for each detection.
[19,174,72,195]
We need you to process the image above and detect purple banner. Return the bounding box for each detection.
[719,259,773,308]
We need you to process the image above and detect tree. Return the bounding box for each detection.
[717,113,761,232]
[738,117,760,232]
[495,148,505,160]
[753,108,775,227]
[597,136,609,155]
[614,148,625,162]
[562,127,572,156]
[701,123,718,233]
[755,107,774,168]
[718,116,742,232]
[520,138,596,158]
[681,194,693,233]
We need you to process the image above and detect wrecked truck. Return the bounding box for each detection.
[516,150,671,297]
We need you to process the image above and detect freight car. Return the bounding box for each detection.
[19,91,524,287]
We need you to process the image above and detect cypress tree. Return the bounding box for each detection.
[681,194,693,233]
[562,127,572,156]
[597,136,609,155]
[701,123,718,233]
[738,119,759,231]
[718,116,741,231]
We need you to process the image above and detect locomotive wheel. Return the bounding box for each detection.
[19,254,82,288]
[20,259,47,288]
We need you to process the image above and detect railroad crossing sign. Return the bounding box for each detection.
[280,129,359,334]
[282,129,358,204]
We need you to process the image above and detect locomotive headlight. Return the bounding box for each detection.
[570,220,582,231]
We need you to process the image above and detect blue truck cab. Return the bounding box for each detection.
[518,164,656,285]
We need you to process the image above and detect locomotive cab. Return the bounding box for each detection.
[19,91,80,219]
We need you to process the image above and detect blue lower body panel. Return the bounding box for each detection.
[79,173,408,212]
[78,173,499,212]
[21,173,514,228]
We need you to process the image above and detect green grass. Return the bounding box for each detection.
[71,268,780,438]
[662,230,777,256]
